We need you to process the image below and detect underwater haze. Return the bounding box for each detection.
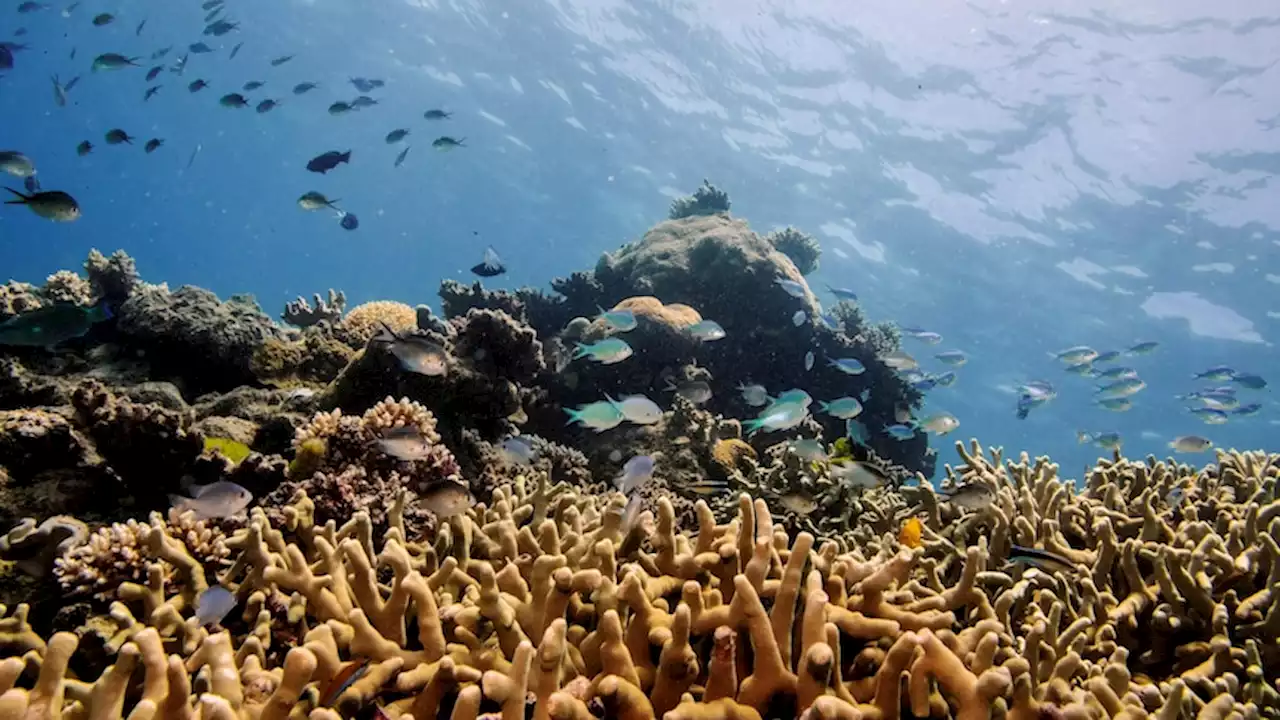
[2,0,1278,474]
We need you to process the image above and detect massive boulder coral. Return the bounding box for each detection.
[114,284,289,395]
[1,441,1275,719]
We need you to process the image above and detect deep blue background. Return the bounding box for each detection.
[3,0,1278,475]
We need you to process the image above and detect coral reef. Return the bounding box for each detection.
[115,284,289,395]
[339,299,417,346]
[0,442,1274,719]
[265,397,460,534]
[669,178,732,219]
[281,289,347,328]
[765,226,821,276]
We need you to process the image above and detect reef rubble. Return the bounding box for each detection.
[0,183,1274,718]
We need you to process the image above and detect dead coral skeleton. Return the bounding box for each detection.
[0,440,1274,719]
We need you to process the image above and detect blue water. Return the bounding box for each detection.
[3,0,1277,477]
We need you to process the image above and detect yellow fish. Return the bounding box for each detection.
[204,437,251,464]
[899,517,923,549]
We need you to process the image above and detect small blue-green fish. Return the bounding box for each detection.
[92,52,139,71]
[907,331,942,345]
[766,389,812,411]
[1197,395,1239,411]
[564,400,625,432]
[499,436,536,465]
[830,460,888,490]
[1095,378,1146,399]
[0,303,111,347]
[820,397,863,419]
[0,152,34,177]
[909,375,939,393]
[1095,397,1132,412]
[1193,365,1235,382]
[846,419,870,446]
[687,320,726,342]
[1077,431,1122,451]
[935,371,957,387]
[774,277,807,298]
[828,357,866,375]
[432,135,465,150]
[270,54,293,67]
[1231,373,1267,390]
[882,350,918,370]
[1127,341,1159,355]
[613,394,662,424]
[743,401,809,434]
[804,350,814,371]
[168,481,252,520]
[424,108,451,119]
[1093,366,1137,380]
[790,438,827,463]
[665,379,711,405]
[884,424,915,440]
[189,42,214,54]
[573,337,633,365]
[915,412,959,436]
[826,286,858,302]
[1231,403,1262,417]
[614,455,654,494]
[1008,546,1075,575]
[1190,408,1228,425]
[1051,346,1098,364]
[1064,362,1095,376]
[194,585,237,627]
[595,307,636,333]
[385,128,410,144]
[934,350,967,367]
[792,309,806,327]
[738,383,769,407]
[151,45,172,59]
[818,312,840,331]
[1169,435,1213,453]
[1092,350,1121,363]
[394,146,411,168]
[1016,380,1056,420]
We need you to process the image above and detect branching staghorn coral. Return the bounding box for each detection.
[2,438,1272,719]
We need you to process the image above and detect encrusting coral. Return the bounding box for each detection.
[0,439,1274,719]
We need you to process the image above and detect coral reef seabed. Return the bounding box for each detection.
[0,189,1275,718]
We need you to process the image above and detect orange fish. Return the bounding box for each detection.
[899,517,923,549]
[319,657,371,707]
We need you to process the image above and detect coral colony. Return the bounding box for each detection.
[0,186,1274,719]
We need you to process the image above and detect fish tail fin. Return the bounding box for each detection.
[4,188,29,204]
[340,150,351,161]
[662,377,677,392]
[818,401,831,413]
[167,494,189,508]
[562,408,581,426]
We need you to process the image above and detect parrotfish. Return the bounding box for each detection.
[0,303,109,346]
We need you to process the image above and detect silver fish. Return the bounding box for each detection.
[169,480,252,520]
[375,426,435,461]
[419,481,472,518]
[939,483,994,511]
[194,584,237,626]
